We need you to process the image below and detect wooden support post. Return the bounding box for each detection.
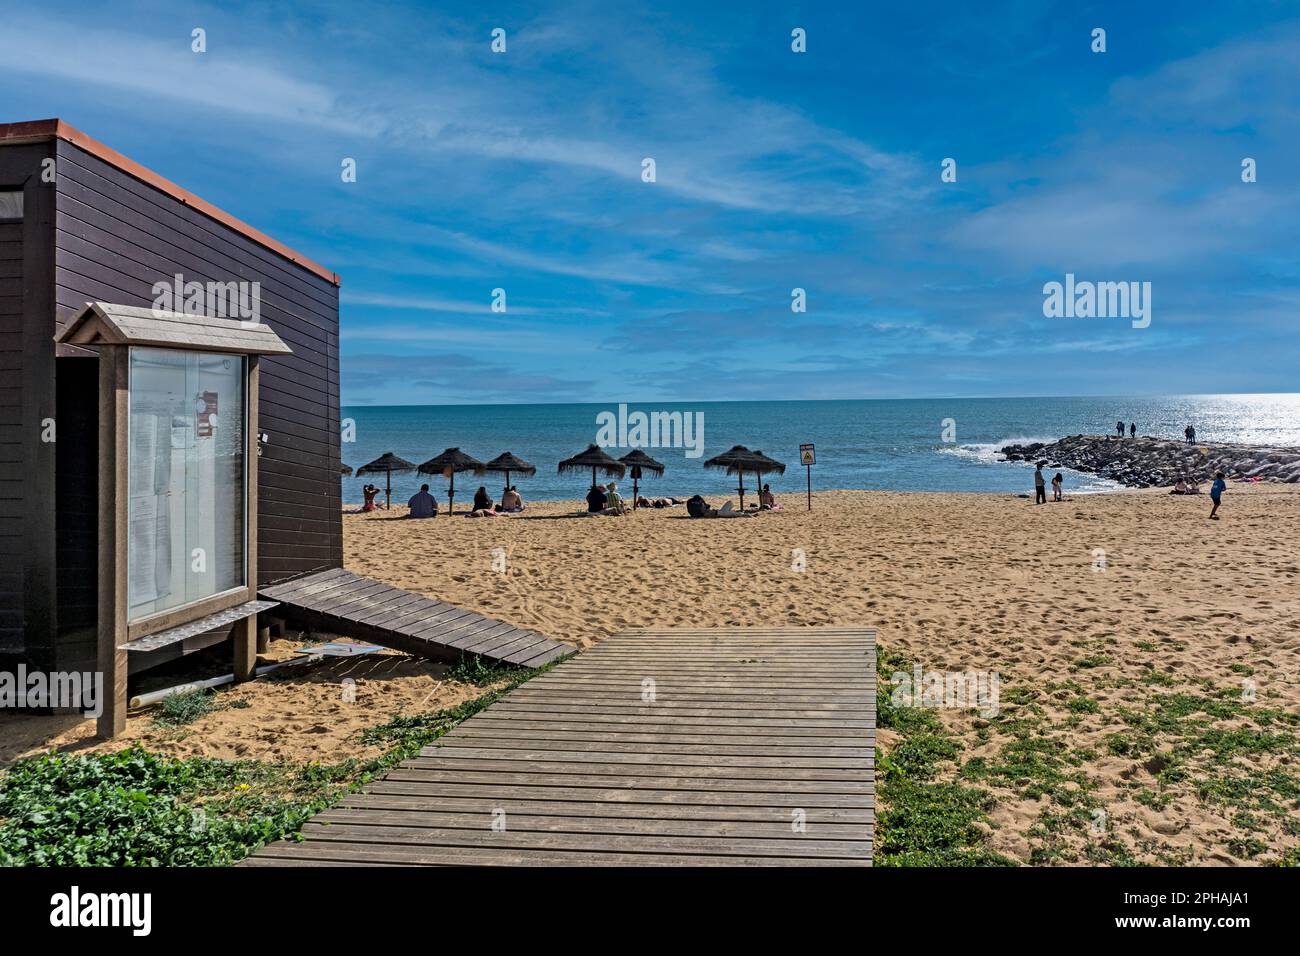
[236,356,262,682]
[97,346,129,738]
[257,623,271,653]
[233,616,258,682]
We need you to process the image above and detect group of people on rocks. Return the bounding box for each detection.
[1039,419,1225,517]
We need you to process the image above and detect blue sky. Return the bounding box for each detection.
[3,1,1297,405]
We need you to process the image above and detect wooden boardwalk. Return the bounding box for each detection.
[258,568,572,668]
[248,626,875,866]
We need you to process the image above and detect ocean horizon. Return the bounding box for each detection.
[340,392,1300,504]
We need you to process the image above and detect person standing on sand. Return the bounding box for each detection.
[1116,420,1125,438]
[1186,424,1196,444]
[1034,463,1047,504]
[1209,471,1226,519]
[1129,422,1136,439]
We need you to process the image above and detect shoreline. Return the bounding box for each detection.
[340,482,1183,511]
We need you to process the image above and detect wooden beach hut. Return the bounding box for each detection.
[0,119,571,738]
[0,119,343,736]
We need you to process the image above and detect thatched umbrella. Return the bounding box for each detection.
[483,452,536,494]
[748,449,787,500]
[418,448,485,515]
[355,452,416,510]
[618,449,665,509]
[703,444,766,512]
[340,463,353,476]
[558,444,625,494]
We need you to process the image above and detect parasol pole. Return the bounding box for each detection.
[385,468,392,510]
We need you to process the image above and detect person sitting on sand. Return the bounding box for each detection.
[1172,478,1188,495]
[500,486,524,512]
[604,481,627,515]
[1209,471,1226,519]
[407,483,438,518]
[362,484,381,512]
[472,486,494,512]
[1051,472,1063,501]
[586,484,608,514]
[759,484,780,510]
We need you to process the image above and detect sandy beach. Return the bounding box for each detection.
[4,484,1295,866]
[339,484,1300,865]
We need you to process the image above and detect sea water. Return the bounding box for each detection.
[339,394,1300,504]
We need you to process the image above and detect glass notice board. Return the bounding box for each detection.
[127,348,247,622]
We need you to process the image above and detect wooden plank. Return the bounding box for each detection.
[425,743,869,768]
[313,808,871,841]
[363,780,872,808]
[511,643,575,667]
[338,794,874,823]
[257,568,571,668]
[294,823,869,860]
[250,842,867,867]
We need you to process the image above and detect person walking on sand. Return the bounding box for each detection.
[1116,420,1125,438]
[1209,471,1226,519]
[1129,422,1136,439]
[1034,463,1047,504]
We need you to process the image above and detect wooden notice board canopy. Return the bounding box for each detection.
[55,302,291,737]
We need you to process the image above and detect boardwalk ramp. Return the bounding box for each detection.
[249,626,876,866]
[259,568,572,668]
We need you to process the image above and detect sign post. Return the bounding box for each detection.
[799,443,815,510]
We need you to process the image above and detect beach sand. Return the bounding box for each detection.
[0,638,504,768]
[340,484,1299,865]
[4,485,1295,865]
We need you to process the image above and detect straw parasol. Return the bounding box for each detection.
[703,444,767,512]
[558,444,625,495]
[418,448,485,515]
[355,452,416,510]
[483,452,536,493]
[618,449,665,509]
[340,463,353,476]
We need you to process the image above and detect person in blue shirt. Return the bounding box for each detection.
[1209,471,1226,520]
[407,483,438,518]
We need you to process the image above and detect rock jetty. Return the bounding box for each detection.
[999,435,1300,488]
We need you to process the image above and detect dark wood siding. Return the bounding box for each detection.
[0,140,57,669]
[0,218,22,655]
[47,138,341,669]
[54,356,98,665]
